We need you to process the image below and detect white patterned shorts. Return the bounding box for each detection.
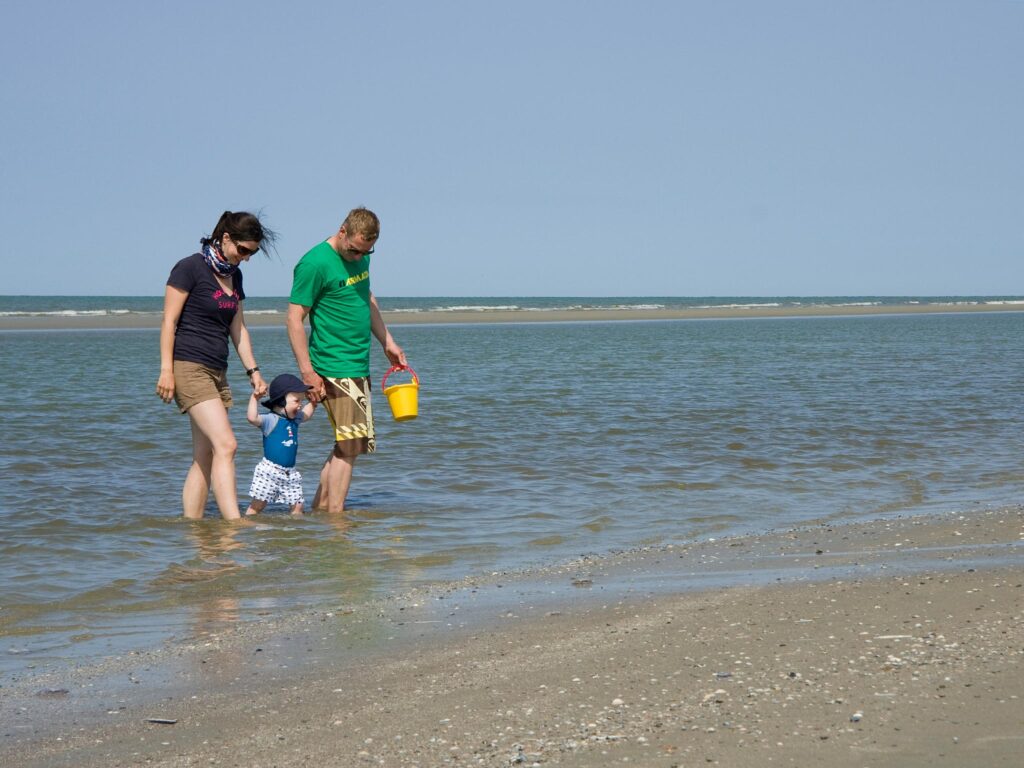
[249,457,304,505]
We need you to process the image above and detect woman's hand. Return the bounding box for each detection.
[156,370,175,403]
[250,371,268,398]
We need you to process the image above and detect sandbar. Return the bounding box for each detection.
[1,301,1023,331]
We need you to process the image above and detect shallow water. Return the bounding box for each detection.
[2,311,1024,675]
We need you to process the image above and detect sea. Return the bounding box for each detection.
[2,295,1024,679]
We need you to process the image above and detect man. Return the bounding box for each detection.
[287,207,407,514]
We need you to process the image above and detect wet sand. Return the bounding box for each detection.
[2,508,1021,767]
[2,302,1023,330]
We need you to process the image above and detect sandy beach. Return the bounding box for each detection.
[3,508,1021,767]
[2,301,1023,331]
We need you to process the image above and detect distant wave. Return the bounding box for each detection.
[390,302,670,313]
[0,309,141,317]
[595,303,666,311]
[390,305,524,313]
[694,302,784,309]
[440,304,522,312]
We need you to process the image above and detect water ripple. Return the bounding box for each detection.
[4,313,1024,671]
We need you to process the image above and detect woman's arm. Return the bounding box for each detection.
[156,285,188,403]
[230,302,268,397]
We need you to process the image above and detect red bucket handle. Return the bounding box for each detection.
[382,365,419,392]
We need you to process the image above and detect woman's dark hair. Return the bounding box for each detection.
[201,210,278,255]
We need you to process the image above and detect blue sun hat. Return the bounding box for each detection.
[262,373,312,409]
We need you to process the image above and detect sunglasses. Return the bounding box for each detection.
[225,234,259,257]
[341,246,375,258]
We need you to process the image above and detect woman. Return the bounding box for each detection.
[156,211,277,520]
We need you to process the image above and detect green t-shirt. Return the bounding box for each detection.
[289,240,372,377]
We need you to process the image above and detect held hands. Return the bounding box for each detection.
[301,369,326,403]
[250,371,269,398]
[302,392,317,419]
[156,371,175,403]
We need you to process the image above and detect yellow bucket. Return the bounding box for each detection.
[381,365,419,422]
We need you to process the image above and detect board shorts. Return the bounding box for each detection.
[173,360,232,413]
[322,376,376,457]
[249,457,304,506]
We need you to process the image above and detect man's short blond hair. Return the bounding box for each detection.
[342,207,380,240]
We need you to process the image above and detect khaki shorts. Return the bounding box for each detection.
[322,376,375,457]
[173,360,232,413]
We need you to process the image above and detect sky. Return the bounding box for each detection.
[1,1,1022,297]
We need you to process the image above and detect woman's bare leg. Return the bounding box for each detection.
[185,400,240,520]
[183,417,213,519]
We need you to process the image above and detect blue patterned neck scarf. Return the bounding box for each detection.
[202,242,238,277]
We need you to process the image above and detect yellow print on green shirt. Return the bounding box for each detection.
[344,270,369,287]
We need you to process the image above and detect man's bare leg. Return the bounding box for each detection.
[312,456,331,511]
[326,450,357,514]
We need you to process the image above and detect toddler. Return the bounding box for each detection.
[245,373,316,516]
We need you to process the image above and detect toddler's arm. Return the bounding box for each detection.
[301,399,317,422]
[246,390,263,427]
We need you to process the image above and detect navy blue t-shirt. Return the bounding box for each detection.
[167,253,245,369]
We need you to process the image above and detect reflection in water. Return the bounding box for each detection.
[191,519,249,562]
[191,595,240,639]
[186,520,249,638]
[183,522,247,639]
[184,522,269,683]
[319,511,353,536]
[154,520,246,585]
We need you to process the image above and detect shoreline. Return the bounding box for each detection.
[1,301,1023,330]
[3,507,1021,766]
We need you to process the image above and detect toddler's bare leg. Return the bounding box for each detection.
[245,499,267,517]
